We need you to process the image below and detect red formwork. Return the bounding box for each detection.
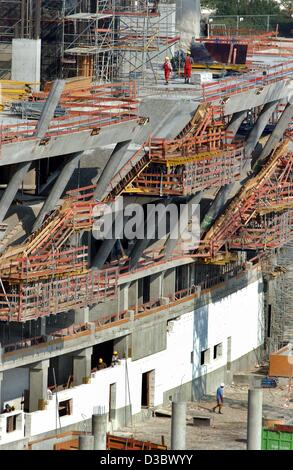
[201,142,293,257]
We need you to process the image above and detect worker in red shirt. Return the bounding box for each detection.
[163,57,173,85]
[184,52,193,84]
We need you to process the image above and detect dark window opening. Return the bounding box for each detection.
[58,399,73,417]
[214,343,223,360]
[6,415,17,433]
[91,339,114,371]
[201,349,210,365]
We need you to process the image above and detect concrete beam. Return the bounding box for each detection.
[0,162,31,223]
[94,140,131,201]
[72,347,93,386]
[33,152,83,231]
[28,360,49,412]
[36,80,65,139]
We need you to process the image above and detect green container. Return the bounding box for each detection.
[262,428,293,451]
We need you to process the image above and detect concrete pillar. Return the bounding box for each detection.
[92,413,107,450]
[79,435,94,450]
[119,283,129,312]
[245,100,279,159]
[163,268,176,297]
[176,0,201,46]
[247,389,263,450]
[149,272,163,300]
[72,347,93,386]
[29,360,50,412]
[171,401,186,450]
[40,317,46,336]
[255,102,293,168]
[165,193,201,259]
[0,162,31,223]
[11,39,41,91]
[74,307,89,324]
[114,334,132,359]
[94,140,131,201]
[35,80,65,138]
[201,100,279,234]
[226,110,248,144]
[33,152,82,231]
[128,280,138,311]
[0,372,3,412]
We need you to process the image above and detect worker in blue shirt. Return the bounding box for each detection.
[213,383,225,414]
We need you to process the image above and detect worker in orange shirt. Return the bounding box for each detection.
[184,51,193,84]
[163,57,173,85]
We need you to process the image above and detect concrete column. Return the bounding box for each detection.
[0,162,31,223]
[92,413,107,450]
[165,193,201,259]
[94,140,131,201]
[79,435,94,450]
[226,110,248,144]
[163,268,176,297]
[171,401,186,450]
[35,80,65,138]
[0,372,3,412]
[40,317,46,336]
[114,334,132,359]
[72,347,93,386]
[128,280,138,311]
[33,152,82,231]
[247,389,263,450]
[149,272,163,300]
[201,100,279,234]
[245,100,279,158]
[255,102,293,168]
[29,360,50,412]
[119,283,129,312]
[74,307,89,324]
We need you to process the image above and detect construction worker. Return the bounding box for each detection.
[163,57,173,85]
[213,383,225,414]
[184,52,193,84]
[97,358,107,370]
[111,351,120,367]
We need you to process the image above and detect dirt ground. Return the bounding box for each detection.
[118,381,293,450]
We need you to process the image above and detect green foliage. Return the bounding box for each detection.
[202,0,281,15]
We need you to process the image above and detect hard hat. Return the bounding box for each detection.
[187,51,191,55]
[165,56,170,60]
[114,351,118,355]
[99,358,103,364]
[220,383,225,387]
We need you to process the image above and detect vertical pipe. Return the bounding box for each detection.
[171,401,186,450]
[247,389,263,450]
[92,413,107,450]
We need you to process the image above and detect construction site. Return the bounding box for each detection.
[0,0,292,451]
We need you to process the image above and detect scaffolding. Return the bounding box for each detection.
[201,142,293,258]
[62,0,179,82]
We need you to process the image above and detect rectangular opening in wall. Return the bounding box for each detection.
[109,383,117,422]
[227,337,232,371]
[141,370,155,407]
[58,399,73,417]
[213,343,223,360]
[6,415,17,433]
[201,349,210,366]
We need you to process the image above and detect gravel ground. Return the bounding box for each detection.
[118,382,293,450]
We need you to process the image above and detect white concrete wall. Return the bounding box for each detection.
[0,411,25,445]
[24,279,264,439]
[11,39,41,91]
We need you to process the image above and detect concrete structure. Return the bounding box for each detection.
[11,39,41,91]
[247,389,263,450]
[171,401,187,450]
